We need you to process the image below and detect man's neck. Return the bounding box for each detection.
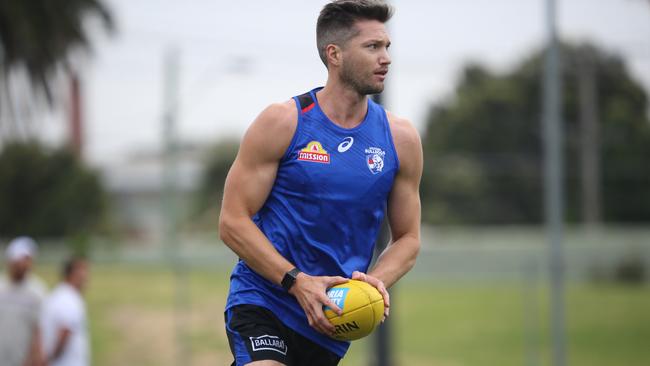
[64,280,81,293]
[317,78,369,129]
[9,273,26,285]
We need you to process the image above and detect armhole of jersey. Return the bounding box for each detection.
[383,109,401,173]
[280,97,303,162]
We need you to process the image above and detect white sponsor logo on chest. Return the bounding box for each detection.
[338,137,354,153]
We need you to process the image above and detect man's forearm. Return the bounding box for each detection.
[219,214,295,285]
[23,326,44,366]
[50,328,71,362]
[368,234,420,288]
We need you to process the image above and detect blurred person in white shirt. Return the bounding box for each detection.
[40,257,90,366]
[0,236,48,300]
[0,236,47,366]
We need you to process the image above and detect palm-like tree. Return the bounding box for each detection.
[0,0,113,138]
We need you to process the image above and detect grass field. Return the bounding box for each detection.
[33,263,650,366]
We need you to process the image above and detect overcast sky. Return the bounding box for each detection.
[40,0,650,167]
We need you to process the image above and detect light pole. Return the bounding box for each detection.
[542,1,567,365]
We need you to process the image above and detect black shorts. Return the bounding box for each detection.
[225,304,341,366]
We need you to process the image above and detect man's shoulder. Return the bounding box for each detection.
[240,99,298,160]
[384,110,423,179]
[385,111,418,139]
[255,99,298,130]
[47,284,81,307]
[27,274,48,299]
[0,281,41,313]
[385,111,421,154]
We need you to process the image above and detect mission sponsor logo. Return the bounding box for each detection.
[298,141,330,164]
[365,147,386,174]
[249,335,288,355]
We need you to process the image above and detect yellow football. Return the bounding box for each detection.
[323,280,384,341]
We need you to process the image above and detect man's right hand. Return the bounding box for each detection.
[288,273,348,337]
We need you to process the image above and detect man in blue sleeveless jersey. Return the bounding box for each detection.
[219,1,422,365]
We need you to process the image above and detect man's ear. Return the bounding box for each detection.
[326,44,343,67]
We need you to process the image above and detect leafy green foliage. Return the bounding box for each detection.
[192,140,239,227]
[0,0,113,101]
[0,141,106,237]
[422,43,650,224]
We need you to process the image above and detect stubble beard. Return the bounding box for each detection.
[10,267,27,283]
[340,61,384,96]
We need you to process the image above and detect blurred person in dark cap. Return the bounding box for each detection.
[40,257,90,366]
[0,236,47,366]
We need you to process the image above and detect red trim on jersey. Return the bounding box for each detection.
[301,103,315,114]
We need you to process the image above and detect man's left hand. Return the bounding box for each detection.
[351,271,390,321]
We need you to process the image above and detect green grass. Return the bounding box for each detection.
[34,264,650,366]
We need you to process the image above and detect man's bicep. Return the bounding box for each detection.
[387,128,423,240]
[387,173,421,240]
[221,103,296,217]
[221,155,278,217]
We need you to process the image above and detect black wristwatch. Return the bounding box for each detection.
[281,268,302,292]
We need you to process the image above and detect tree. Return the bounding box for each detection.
[421,43,650,224]
[0,0,113,138]
[192,140,239,228]
[0,141,106,237]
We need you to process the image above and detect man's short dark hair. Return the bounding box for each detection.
[317,0,394,67]
[62,256,87,279]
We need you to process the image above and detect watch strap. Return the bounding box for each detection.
[281,268,301,291]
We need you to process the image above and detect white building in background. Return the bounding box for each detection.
[102,143,205,245]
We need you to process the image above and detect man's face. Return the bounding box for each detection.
[8,257,31,283]
[72,261,90,291]
[339,19,392,95]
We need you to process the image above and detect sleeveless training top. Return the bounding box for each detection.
[225,87,399,357]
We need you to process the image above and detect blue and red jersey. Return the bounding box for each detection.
[226,87,399,357]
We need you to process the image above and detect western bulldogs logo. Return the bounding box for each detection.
[365,147,386,174]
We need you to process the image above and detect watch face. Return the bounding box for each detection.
[282,269,300,290]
